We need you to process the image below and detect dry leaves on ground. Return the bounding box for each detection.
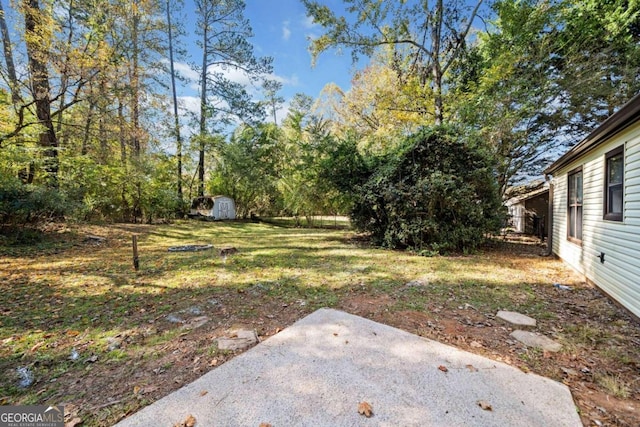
[358,401,373,417]
[174,414,196,427]
[477,400,493,411]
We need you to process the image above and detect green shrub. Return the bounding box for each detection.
[0,180,70,226]
[351,126,505,253]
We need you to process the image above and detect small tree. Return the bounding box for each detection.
[351,126,504,253]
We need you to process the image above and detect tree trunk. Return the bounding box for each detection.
[131,2,141,158]
[81,100,94,156]
[198,20,208,198]
[166,0,183,199]
[0,1,20,104]
[23,0,59,187]
[130,1,142,222]
[431,0,444,126]
[55,0,76,148]
[118,97,130,220]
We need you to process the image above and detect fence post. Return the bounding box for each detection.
[132,235,139,271]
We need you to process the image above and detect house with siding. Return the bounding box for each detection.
[544,93,640,319]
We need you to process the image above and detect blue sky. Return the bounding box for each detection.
[0,0,357,129]
[176,0,360,127]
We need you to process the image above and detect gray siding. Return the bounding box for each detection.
[551,122,640,318]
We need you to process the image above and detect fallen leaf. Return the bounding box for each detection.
[466,364,478,372]
[438,365,448,373]
[173,414,197,427]
[358,401,373,417]
[259,424,272,427]
[209,359,218,367]
[66,330,80,337]
[133,385,141,395]
[477,400,493,411]
[29,341,45,353]
[200,390,208,396]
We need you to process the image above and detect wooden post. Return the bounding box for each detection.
[132,235,139,271]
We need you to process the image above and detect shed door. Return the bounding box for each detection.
[218,200,231,219]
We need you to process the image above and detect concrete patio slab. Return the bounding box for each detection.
[115,308,581,427]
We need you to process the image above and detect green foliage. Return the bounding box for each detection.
[350,126,504,253]
[139,154,183,222]
[0,179,70,227]
[317,135,370,212]
[208,124,282,217]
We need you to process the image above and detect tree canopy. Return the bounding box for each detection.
[0,0,638,251]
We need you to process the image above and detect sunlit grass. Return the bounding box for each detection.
[1,219,599,424]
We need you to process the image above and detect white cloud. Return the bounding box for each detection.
[301,14,318,29]
[178,95,201,116]
[282,21,291,41]
[173,62,200,82]
[265,72,299,87]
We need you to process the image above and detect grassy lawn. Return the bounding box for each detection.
[1,220,638,426]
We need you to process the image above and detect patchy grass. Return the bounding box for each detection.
[594,372,632,399]
[1,220,639,426]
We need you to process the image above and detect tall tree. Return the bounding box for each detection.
[261,79,284,125]
[303,0,485,125]
[194,0,271,197]
[22,0,59,187]
[0,0,20,104]
[315,55,426,154]
[555,0,640,139]
[166,0,183,199]
[456,0,563,193]
[457,0,640,191]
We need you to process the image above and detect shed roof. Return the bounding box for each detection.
[545,92,640,175]
[505,180,549,206]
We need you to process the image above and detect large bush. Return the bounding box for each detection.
[0,178,70,227]
[351,126,504,253]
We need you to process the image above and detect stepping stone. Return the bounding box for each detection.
[510,330,562,352]
[496,310,537,327]
[216,329,258,351]
[405,279,428,287]
[181,316,210,330]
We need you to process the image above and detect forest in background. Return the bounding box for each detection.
[0,0,638,250]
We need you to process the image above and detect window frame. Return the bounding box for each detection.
[567,166,583,245]
[603,145,624,222]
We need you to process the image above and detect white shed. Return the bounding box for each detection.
[189,195,236,220]
[544,92,640,318]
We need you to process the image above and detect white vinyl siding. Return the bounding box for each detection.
[551,121,640,318]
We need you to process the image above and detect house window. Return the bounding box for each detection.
[604,146,624,221]
[567,168,583,243]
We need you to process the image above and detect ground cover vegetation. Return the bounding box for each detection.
[0,221,638,426]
